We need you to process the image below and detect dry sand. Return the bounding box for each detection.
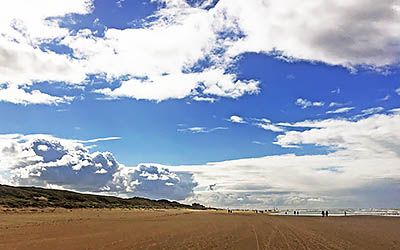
[0,208,399,250]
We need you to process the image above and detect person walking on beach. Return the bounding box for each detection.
[326,211,329,217]
[344,211,347,216]
[322,211,325,217]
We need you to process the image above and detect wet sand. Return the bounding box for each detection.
[0,208,399,250]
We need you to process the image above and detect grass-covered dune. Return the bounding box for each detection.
[0,184,206,209]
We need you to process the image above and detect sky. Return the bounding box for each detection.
[0,0,400,209]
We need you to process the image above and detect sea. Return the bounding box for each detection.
[273,208,400,217]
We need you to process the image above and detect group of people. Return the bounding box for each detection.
[227,209,348,216]
[322,211,329,217]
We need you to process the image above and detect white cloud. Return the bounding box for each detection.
[396,87,400,95]
[329,102,346,107]
[64,8,260,102]
[1,0,400,104]
[251,141,266,145]
[255,118,285,133]
[326,107,354,114]
[177,126,228,133]
[379,95,390,101]
[171,113,400,208]
[295,98,324,109]
[192,96,217,103]
[0,40,87,86]
[0,85,74,105]
[0,0,92,41]
[0,134,196,200]
[222,0,400,68]
[92,70,259,102]
[389,107,400,114]
[228,115,246,124]
[1,113,400,208]
[275,114,400,154]
[353,107,384,119]
[0,0,90,104]
[116,0,125,8]
[78,137,121,143]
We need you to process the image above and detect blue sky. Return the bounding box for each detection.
[1,53,399,165]
[0,0,399,208]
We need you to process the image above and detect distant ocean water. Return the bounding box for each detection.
[274,208,400,217]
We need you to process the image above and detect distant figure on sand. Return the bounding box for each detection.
[326,211,329,217]
[322,211,325,217]
[344,211,347,216]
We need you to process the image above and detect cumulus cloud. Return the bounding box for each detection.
[0,0,90,104]
[396,87,400,95]
[295,98,324,109]
[0,134,196,200]
[0,0,92,42]
[222,0,400,68]
[171,113,400,208]
[1,113,400,208]
[228,115,246,124]
[1,0,400,104]
[275,114,400,155]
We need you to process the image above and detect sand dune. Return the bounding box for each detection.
[0,209,399,250]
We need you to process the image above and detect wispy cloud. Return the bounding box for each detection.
[331,88,341,94]
[252,141,266,145]
[116,0,125,8]
[353,107,384,119]
[389,108,400,114]
[328,102,347,107]
[55,109,68,112]
[286,74,295,80]
[254,118,285,133]
[379,95,390,101]
[326,107,354,114]
[79,136,122,143]
[177,126,228,134]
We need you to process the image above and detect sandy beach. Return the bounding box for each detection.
[0,208,399,250]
